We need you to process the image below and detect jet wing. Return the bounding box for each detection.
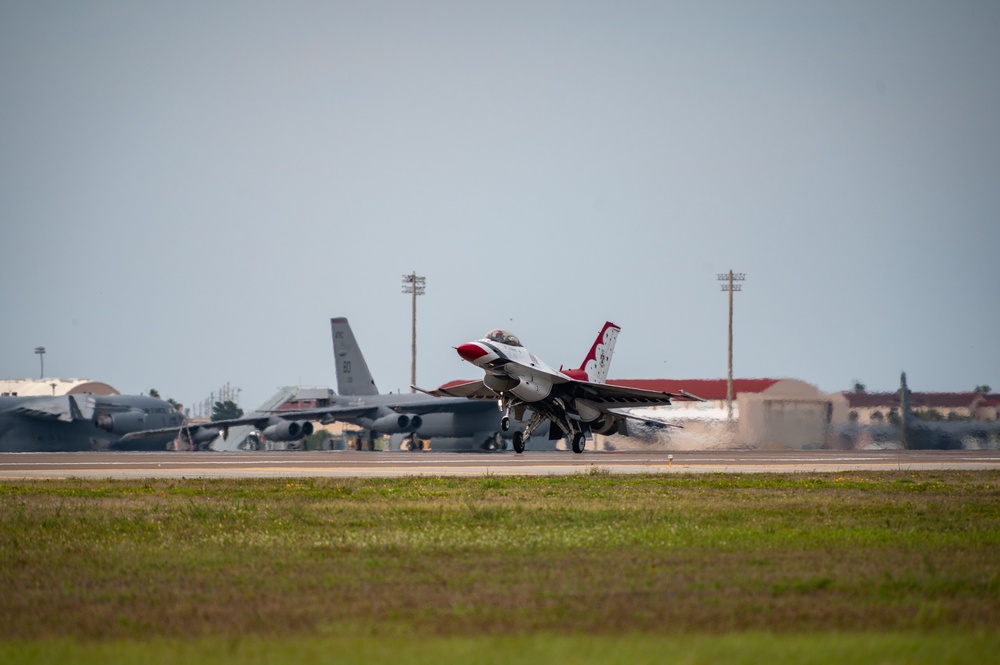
[427,379,704,408]
[423,380,500,400]
[566,380,704,408]
[608,408,685,429]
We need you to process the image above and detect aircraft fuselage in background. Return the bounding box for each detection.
[0,393,184,452]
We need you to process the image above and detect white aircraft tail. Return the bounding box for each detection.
[576,321,620,384]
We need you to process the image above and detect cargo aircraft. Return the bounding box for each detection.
[431,322,701,453]
[0,393,187,451]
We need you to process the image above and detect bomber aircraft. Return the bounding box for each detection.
[294,317,524,451]
[432,322,702,453]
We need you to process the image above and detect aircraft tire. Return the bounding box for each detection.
[501,416,510,432]
[571,432,585,454]
[512,431,525,454]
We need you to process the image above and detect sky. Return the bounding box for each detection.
[2,1,999,413]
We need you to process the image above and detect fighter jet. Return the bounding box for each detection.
[435,322,702,453]
[0,393,186,451]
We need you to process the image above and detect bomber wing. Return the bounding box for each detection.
[263,404,378,421]
[115,407,350,444]
[390,392,500,414]
[116,415,269,443]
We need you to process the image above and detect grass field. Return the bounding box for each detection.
[1,470,998,663]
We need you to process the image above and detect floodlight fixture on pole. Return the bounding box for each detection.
[34,346,46,379]
[717,271,745,422]
[402,272,426,393]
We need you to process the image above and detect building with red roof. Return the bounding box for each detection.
[831,390,1000,424]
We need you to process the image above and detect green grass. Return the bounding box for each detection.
[3,633,999,665]
[1,471,998,663]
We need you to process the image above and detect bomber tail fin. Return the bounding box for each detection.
[330,317,379,396]
[577,321,620,384]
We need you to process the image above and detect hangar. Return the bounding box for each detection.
[0,378,119,397]
[608,378,833,449]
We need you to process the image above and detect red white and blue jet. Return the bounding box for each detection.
[430,322,702,453]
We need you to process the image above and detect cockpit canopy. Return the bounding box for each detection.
[485,329,521,347]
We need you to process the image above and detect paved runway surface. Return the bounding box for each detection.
[1,449,998,479]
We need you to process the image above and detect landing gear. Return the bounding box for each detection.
[512,431,525,454]
[571,432,586,454]
[484,432,503,451]
[501,416,510,432]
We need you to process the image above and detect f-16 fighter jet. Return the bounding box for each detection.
[433,322,702,453]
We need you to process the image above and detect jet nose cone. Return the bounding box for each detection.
[456,342,489,362]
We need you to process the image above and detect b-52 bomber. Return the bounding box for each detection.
[292,317,521,451]
[432,322,702,453]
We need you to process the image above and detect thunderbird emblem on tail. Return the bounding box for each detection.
[437,322,703,453]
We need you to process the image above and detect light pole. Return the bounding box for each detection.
[717,271,745,422]
[401,272,426,393]
[34,346,46,379]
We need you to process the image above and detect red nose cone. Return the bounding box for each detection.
[456,343,489,362]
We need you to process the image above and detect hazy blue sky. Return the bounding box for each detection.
[2,1,998,412]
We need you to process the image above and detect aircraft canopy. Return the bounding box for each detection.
[485,329,521,347]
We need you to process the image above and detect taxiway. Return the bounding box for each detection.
[0,449,997,479]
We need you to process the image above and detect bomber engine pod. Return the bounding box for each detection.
[262,419,314,441]
[371,413,422,433]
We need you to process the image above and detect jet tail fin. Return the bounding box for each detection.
[330,317,379,396]
[577,321,620,384]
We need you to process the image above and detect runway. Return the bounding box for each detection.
[0,449,998,479]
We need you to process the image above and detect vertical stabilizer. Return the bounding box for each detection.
[578,322,620,384]
[330,318,379,396]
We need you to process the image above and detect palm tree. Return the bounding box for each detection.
[212,400,243,421]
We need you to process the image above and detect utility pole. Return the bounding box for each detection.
[34,346,46,379]
[401,272,426,393]
[717,271,745,422]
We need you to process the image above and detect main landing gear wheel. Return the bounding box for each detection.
[571,432,586,454]
[512,431,525,454]
[501,416,511,432]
